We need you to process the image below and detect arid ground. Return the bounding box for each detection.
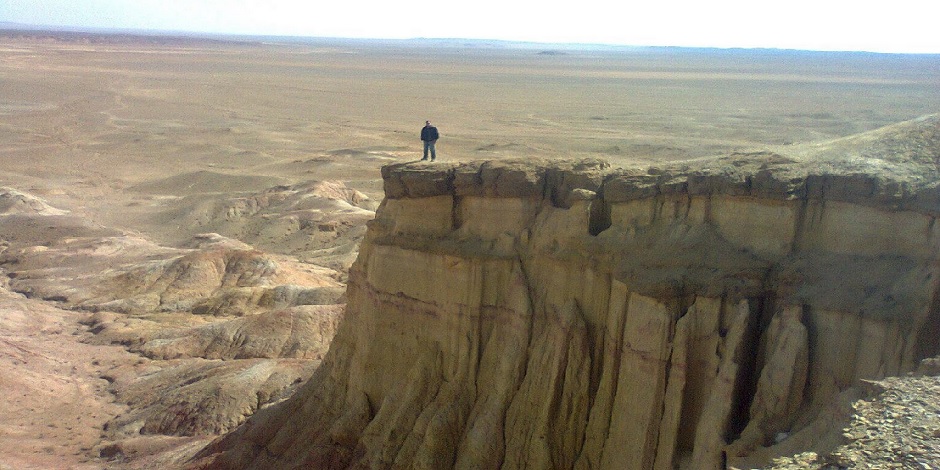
[0,30,938,469]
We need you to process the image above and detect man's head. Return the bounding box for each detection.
[425,121,430,126]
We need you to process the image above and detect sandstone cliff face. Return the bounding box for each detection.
[197,115,940,469]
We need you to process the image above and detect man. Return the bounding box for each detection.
[420,120,439,161]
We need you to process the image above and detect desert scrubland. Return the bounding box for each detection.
[0,30,939,469]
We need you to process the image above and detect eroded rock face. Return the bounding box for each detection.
[151,180,376,274]
[132,305,343,361]
[1,230,344,317]
[0,185,349,452]
[103,358,316,438]
[195,115,940,469]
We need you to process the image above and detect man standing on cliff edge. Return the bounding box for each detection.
[421,120,439,161]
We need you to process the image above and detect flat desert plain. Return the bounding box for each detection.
[0,30,938,468]
[2,33,939,220]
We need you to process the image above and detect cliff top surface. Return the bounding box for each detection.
[383,113,940,212]
[377,114,940,320]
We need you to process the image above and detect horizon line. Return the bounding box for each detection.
[2,21,939,56]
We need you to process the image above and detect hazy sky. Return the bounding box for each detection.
[1,0,938,53]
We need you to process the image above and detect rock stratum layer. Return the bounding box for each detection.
[195,115,940,469]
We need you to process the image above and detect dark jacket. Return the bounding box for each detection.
[421,125,439,142]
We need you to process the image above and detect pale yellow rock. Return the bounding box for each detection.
[687,197,709,225]
[376,195,454,236]
[729,305,808,455]
[676,296,723,452]
[357,351,445,469]
[503,300,591,469]
[709,196,797,258]
[574,280,631,470]
[363,244,481,307]
[409,382,469,470]
[601,294,675,470]
[658,194,693,222]
[802,309,862,411]
[653,312,691,470]
[457,196,540,239]
[690,299,752,470]
[853,317,900,382]
[609,199,655,228]
[529,200,593,252]
[802,201,937,258]
[524,256,611,328]
[454,261,533,470]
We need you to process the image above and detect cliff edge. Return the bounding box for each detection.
[194,114,940,469]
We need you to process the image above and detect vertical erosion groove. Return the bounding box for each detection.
[501,255,538,460]
[649,300,686,468]
[452,195,463,230]
[798,303,816,407]
[727,297,767,441]
[584,273,613,415]
[913,275,940,363]
[588,197,611,236]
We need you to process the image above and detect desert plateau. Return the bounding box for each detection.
[1,29,940,469]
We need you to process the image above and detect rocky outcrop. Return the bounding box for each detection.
[1,231,344,317]
[195,115,940,469]
[103,358,317,438]
[84,247,344,316]
[151,180,376,274]
[766,375,940,468]
[0,193,347,445]
[132,305,343,361]
[0,187,69,216]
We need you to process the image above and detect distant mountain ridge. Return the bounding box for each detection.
[3,22,939,56]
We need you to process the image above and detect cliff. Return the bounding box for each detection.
[194,114,940,469]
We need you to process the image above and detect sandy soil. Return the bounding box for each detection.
[0,284,129,469]
[0,30,938,469]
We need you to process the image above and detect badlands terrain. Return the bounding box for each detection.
[0,29,939,469]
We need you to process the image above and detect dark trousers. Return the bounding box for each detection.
[423,140,437,160]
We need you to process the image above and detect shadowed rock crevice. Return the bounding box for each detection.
[727,297,772,442]
[913,284,940,363]
[587,196,611,236]
[194,115,940,469]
